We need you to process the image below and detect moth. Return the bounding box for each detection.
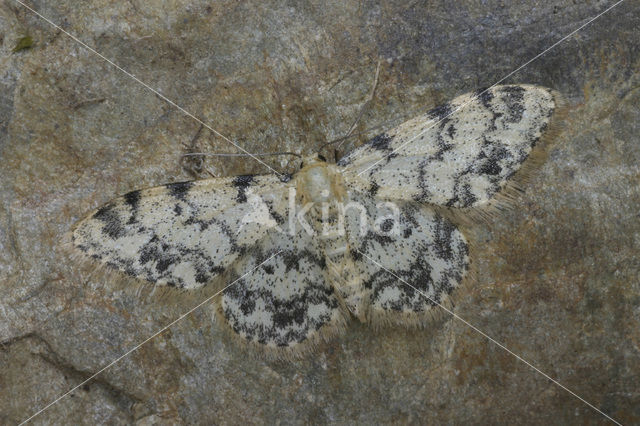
[70,85,563,357]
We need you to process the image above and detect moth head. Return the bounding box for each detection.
[296,154,346,204]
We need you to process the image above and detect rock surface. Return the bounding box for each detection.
[1,0,639,424]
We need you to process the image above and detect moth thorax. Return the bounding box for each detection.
[297,159,345,204]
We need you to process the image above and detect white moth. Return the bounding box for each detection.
[71,85,563,356]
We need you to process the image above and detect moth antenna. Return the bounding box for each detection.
[318,119,400,151]
[317,60,382,160]
[181,151,302,159]
[181,151,303,175]
[338,59,381,148]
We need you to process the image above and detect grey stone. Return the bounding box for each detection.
[1,0,638,424]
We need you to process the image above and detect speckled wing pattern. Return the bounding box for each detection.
[219,225,345,351]
[338,85,560,208]
[72,175,288,289]
[70,84,561,356]
[343,193,469,325]
[336,84,560,324]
